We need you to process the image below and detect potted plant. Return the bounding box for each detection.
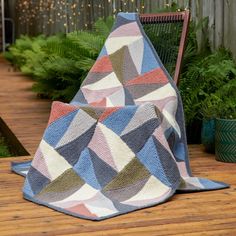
[201,79,236,162]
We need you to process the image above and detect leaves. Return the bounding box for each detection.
[180,47,236,124]
[5,17,114,102]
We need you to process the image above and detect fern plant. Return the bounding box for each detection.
[179,48,236,125]
[201,79,236,120]
[5,17,114,101]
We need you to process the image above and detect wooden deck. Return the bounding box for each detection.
[0,57,236,235]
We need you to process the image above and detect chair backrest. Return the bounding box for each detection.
[140,10,190,85]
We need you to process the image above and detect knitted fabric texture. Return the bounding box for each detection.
[12,13,228,221]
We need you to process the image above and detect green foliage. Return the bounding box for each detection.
[0,136,11,158]
[5,17,114,101]
[153,1,183,13]
[179,48,236,124]
[201,79,236,119]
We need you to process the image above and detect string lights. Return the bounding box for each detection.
[15,0,147,35]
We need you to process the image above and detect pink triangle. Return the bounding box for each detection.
[47,101,78,125]
[82,86,121,104]
[31,147,52,180]
[110,22,141,37]
[153,127,172,154]
[136,96,176,112]
[90,56,113,73]
[66,203,97,218]
[125,68,168,86]
[89,97,106,107]
[99,107,121,122]
[88,125,118,171]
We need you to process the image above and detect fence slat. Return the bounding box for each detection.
[8,0,236,59]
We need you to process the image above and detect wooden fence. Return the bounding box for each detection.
[7,0,236,59]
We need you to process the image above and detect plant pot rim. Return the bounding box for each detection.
[216,118,236,122]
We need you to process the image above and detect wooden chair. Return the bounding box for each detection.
[140,10,190,85]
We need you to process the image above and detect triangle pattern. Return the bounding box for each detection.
[99,107,121,122]
[31,147,52,180]
[82,72,112,87]
[125,67,168,86]
[109,46,126,83]
[82,86,122,104]
[89,97,107,107]
[82,72,122,91]
[39,140,72,180]
[141,39,160,74]
[56,109,97,148]
[105,36,143,55]
[73,148,101,189]
[106,88,125,107]
[127,37,144,74]
[98,123,135,171]
[56,123,96,166]
[66,203,97,218]
[122,46,139,82]
[121,175,171,206]
[124,88,135,105]
[90,55,113,73]
[137,136,172,187]
[48,101,78,125]
[153,136,180,187]
[109,21,142,37]
[44,110,78,147]
[103,158,150,192]
[89,148,117,188]
[121,103,157,136]
[23,178,35,197]
[102,105,138,135]
[88,125,117,171]
[135,83,177,102]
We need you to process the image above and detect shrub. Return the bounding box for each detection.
[5,17,114,101]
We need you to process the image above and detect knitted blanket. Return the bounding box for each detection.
[12,13,228,221]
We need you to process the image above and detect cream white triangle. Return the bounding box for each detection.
[39,140,72,180]
[122,176,170,204]
[51,184,98,206]
[162,109,181,138]
[105,36,143,55]
[128,37,144,74]
[98,123,135,171]
[135,84,176,102]
[106,88,125,107]
[82,72,122,91]
[56,110,97,148]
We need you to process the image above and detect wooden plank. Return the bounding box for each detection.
[214,0,224,48]
[0,56,236,235]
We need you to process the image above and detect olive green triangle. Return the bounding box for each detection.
[109,46,126,83]
[103,158,150,191]
[80,107,98,119]
[36,168,85,196]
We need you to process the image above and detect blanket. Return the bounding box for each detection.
[12,13,228,221]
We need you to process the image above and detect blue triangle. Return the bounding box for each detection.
[71,90,88,105]
[117,13,136,21]
[98,46,108,58]
[89,148,117,188]
[124,88,135,105]
[141,39,160,74]
[23,178,35,197]
[43,110,78,147]
[137,136,172,187]
[73,148,101,189]
[102,105,138,135]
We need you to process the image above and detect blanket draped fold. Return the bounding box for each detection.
[12,13,228,221]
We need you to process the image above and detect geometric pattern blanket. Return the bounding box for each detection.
[12,13,228,221]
